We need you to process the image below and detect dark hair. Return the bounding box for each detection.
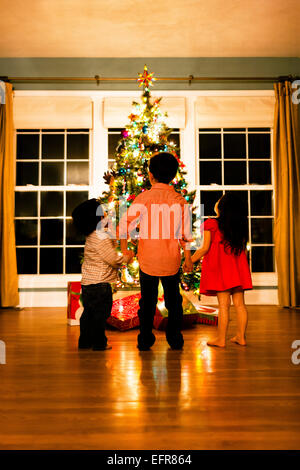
[149,152,179,184]
[72,198,104,236]
[217,192,248,256]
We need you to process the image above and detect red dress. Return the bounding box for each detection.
[200,218,253,296]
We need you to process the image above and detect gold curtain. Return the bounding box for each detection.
[0,83,19,307]
[273,81,300,307]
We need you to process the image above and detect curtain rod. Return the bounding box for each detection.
[3,74,299,84]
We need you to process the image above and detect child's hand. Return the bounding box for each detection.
[123,250,134,264]
[183,259,193,273]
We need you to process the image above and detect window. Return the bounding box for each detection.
[108,128,122,169]
[15,129,90,274]
[198,128,274,273]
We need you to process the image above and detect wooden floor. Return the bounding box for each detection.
[0,305,300,450]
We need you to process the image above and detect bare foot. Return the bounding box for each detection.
[207,338,226,348]
[230,336,247,346]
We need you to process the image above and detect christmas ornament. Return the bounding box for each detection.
[129,113,138,121]
[138,65,156,89]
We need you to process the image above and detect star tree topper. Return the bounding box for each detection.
[137,65,156,89]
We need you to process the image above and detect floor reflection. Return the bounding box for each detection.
[139,349,182,421]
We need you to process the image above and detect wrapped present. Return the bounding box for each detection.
[180,291,218,326]
[67,282,140,329]
[196,305,218,326]
[67,281,83,326]
[67,281,218,330]
[107,293,141,331]
[153,282,200,330]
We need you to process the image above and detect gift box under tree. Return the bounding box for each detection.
[67,282,140,330]
[67,282,83,326]
[67,281,217,330]
[153,282,200,330]
[107,293,140,331]
[196,305,218,326]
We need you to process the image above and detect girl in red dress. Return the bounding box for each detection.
[191,193,252,348]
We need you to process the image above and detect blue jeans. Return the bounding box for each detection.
[138,270,184,350]
[79,282,112,349]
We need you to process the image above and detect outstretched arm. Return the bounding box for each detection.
[182,247,193,273]
[191,230,211,263]
[117,200,141,254]
[120,238,129,256]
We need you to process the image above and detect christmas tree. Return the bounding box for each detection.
[100,65,200,293]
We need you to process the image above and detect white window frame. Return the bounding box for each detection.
[197,127,275,270]
[14,89,277,307]
[15,128,91,275]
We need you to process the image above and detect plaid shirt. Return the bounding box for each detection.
[81,230,124,285]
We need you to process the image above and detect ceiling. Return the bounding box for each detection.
[0,0,299,57]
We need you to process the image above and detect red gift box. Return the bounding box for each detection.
[67,281,83,326]
[67,282,140,330]
[108,293,141,331]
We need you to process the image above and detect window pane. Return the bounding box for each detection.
[249,161,271,184]
[40,219,63,245]
[251,246,274,272]
[66,247,84,274]
[42,162,64,185]
[108,132,122,159]
[15,192,37,217]
[224,162,247,185]
[66,219,85,245]
[200,161,221,185]
[67,162,89,185]
[199,128,221,132]
[66,191,89,216]
[16,248,37,274]
[42,134,64,159]
[41,191,63,216]
[200,191,223,217]
[223,128,246,132]
[16,162,39,186]
[248,128,270,132]
[223,133,246,159]
[250,191,273,215]
[251,218,273,244]
[231,190,249,214]
[15,220,38,246]
[67,134,89,159]
[17,134,39,159]
[40,248,63,274]
[248,134,270,159]
[199,133,221,159]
